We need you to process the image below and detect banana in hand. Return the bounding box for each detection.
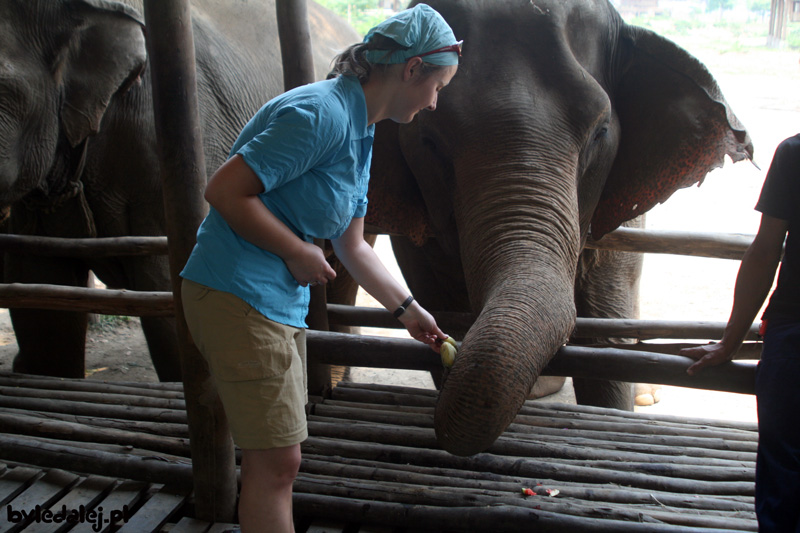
[439,337,458,368]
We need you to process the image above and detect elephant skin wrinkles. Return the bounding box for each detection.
[365,0,753,456]
[0,0,359,380]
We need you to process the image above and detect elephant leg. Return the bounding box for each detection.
[7,254,90,378]
[572,218,645,411]
[634,383,662,406]
[139,316,183,382]
[99,255,183,382]
[0,206,8,282]
[11,308,88,378]
[390,236,469,317]
[529,376,567,399]
[571,376,634,410]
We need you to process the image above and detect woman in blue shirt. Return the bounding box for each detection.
[181,5,460,531]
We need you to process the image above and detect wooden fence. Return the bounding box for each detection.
[0,227,761,394]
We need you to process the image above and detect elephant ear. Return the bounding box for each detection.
[59,0,147,147]
[366,121,434,246]
[590,25,753,239]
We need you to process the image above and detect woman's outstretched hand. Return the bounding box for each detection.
[398,301,447,353]
[680,342,734,376]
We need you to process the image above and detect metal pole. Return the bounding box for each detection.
[143,0,237,521]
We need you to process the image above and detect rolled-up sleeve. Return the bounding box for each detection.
[236,105,345,193]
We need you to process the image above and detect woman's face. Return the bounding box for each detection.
[392,63,458,124]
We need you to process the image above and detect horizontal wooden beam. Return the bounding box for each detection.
[306,330,756,394]
[585,226,754,260]
[0,285,759,343]
[0,234,168,257]
[0,283,173,316]
[328,304,761,341]
[0,227,756,260]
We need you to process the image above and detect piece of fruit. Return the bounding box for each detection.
[440,337,458,368]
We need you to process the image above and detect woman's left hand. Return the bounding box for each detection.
[398,301,447,352]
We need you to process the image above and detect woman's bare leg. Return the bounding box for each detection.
[239,445,301,533]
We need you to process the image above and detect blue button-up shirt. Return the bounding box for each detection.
[181,75,374,327]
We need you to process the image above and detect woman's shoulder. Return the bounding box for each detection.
[776,133,800,156]
[239,77,356,150]
[278,78,353,119]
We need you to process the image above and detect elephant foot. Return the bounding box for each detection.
[634,383,662,406]
[527,376,567,400]
[330,365,351,387]
[13,352,85,379]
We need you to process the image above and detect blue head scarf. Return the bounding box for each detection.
[363,4,460,66]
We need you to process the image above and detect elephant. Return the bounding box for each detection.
[0,0,359,380]
[364,0,753,456]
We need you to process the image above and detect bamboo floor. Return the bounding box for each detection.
[0,372,759,532]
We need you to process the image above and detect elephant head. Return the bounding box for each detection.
[0,0,146,208]
[366,0,752,456]
[0,0,359,380]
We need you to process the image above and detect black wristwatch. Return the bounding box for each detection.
[393,295,414,319]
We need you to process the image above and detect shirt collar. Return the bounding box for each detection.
[339,74,373,139]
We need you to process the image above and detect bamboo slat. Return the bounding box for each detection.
[293,492,749,533]
[0,373,184,399]
[0,377,759,531]
[299,454,753,512]
[293,473,756,531]
[115,485,190,533]
[21,475,117,533]
[64,480,151,533]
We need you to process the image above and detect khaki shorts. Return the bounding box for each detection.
[181,278,308,449]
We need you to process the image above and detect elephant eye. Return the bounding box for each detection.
[593,126,608,143]
[422,137,438,151]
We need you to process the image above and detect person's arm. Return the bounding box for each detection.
[205,154,336,287]
[331,217,446,349]
[681,214,787,375]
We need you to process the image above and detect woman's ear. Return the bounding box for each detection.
[403,57,424,81]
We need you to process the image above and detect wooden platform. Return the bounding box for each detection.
[0,372,758,531]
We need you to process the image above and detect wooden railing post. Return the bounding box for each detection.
[143,0,237,521]
[275,0,333,396]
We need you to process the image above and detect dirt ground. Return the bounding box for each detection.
[0,42,798,424]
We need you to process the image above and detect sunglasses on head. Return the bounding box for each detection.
[417,40,463,59]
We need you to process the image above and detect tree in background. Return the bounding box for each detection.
[747,0,771,21]
[707,0,735,20]
[767,0,791,47]
[316,0,395,36]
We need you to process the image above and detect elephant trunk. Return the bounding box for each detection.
[435,157,580,456]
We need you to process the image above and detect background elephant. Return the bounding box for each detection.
[0,0,359,380]
[365,0,753,456]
